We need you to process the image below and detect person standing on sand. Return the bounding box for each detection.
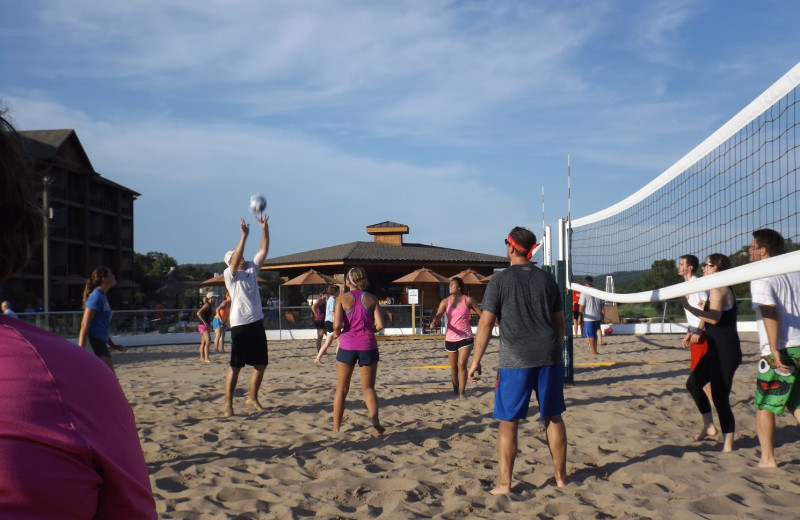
[430,276,482,400]
[78,266,127,374]
[331,267,385,434]
[312,290,328,353]
[680,253,742,452]
[676,254,713,421]
[469,226,567,495]
[196,292,217,363]
[214,292,231,353]
[748,228,800,467]
[222,214,270,417]
[578,276,604,355]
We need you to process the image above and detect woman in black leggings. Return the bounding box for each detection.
[680,253,742,452]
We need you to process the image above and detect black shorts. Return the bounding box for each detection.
[314,320,326,330]
[336,348,379,367]
[445,338,474,353]
[324,320,334,333]
[88,336,111,358]
[230,320,268,368]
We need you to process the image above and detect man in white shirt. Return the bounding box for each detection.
[749,228,800,468]
[222,215,270,418]
[578,276,604,355]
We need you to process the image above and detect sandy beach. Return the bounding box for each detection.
[116,332,800,519]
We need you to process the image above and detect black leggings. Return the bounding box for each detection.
[685,352,741,433]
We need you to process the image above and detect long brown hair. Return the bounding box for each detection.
[82,266,112,307]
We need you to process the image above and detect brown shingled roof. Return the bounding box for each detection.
[262,241,506,268]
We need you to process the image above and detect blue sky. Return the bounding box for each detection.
[2,1,799,264]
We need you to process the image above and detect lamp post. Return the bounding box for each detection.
[42,176,52,330]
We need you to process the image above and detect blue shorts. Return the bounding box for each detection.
[212,317,226,330]
[336,348,379,367]
[494,364,566,422]
[583,320,600,338]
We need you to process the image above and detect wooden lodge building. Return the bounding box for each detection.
[260,221,508,312]
[4,129,138,311]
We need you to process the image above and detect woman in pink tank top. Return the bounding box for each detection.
[330,267,386,434]
[431,277,483,399]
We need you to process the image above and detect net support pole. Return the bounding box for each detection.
[556,259,574,384]
[543,225,552,267]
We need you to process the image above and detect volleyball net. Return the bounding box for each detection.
[569,62,800,306]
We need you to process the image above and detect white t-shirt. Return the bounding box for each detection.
[579,291,604,322]
[684,277,709,332]
[325,296,336,322]
[224,261,264,327]
[751,272,800,356]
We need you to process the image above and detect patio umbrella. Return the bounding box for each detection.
[449,268,485,285]
[199,272,269,286]
[392,267,449,285]
[281,269,337,286]
[392,267,448,334]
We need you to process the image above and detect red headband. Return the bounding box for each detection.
[507,234,540,260]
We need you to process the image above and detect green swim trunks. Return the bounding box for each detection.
[755,346,800,415]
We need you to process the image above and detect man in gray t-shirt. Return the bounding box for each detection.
[469,226,567,495]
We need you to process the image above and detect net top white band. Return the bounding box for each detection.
[573,61,800,228]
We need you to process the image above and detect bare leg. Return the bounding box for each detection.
[202,332,211,362]
[456,347,472,399]
[756,409,778,468]
[596,328,603,346]
[245,365,266,411]
[693,412,718,440]
[333,362,355,431]
[721,432,735,453]
[360,363,384,434]
[315,334,335,364]
[587,337,598,356]
[491,419,518,495]
[702,383,713,407]
[447,350,459,394]
[224,366,241,417]
[545,415,568,487]
[316,329,324,353]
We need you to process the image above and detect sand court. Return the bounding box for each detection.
[115,332,800,519]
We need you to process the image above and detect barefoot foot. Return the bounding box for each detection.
[489,484,512,495]
[372,419,385,435]
[245,398,264,412]
[223,405,233,418]
[693,424,718,441]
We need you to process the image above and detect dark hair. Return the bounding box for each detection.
[508,226,536,257]
[450,277,464,294]
[585,275,594,284]
[753,228,785,257]
[0,112,43,283]
[82,266,112,307]
[706,253,731,272]
[679,254,700,273]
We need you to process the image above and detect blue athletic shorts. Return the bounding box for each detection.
[336,348,379,367]
[212,317,226,330]
[583,320,600,339]
[494,364,566,422]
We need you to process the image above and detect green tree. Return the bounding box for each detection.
[134,251,178,277]
[641,259,682,291]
